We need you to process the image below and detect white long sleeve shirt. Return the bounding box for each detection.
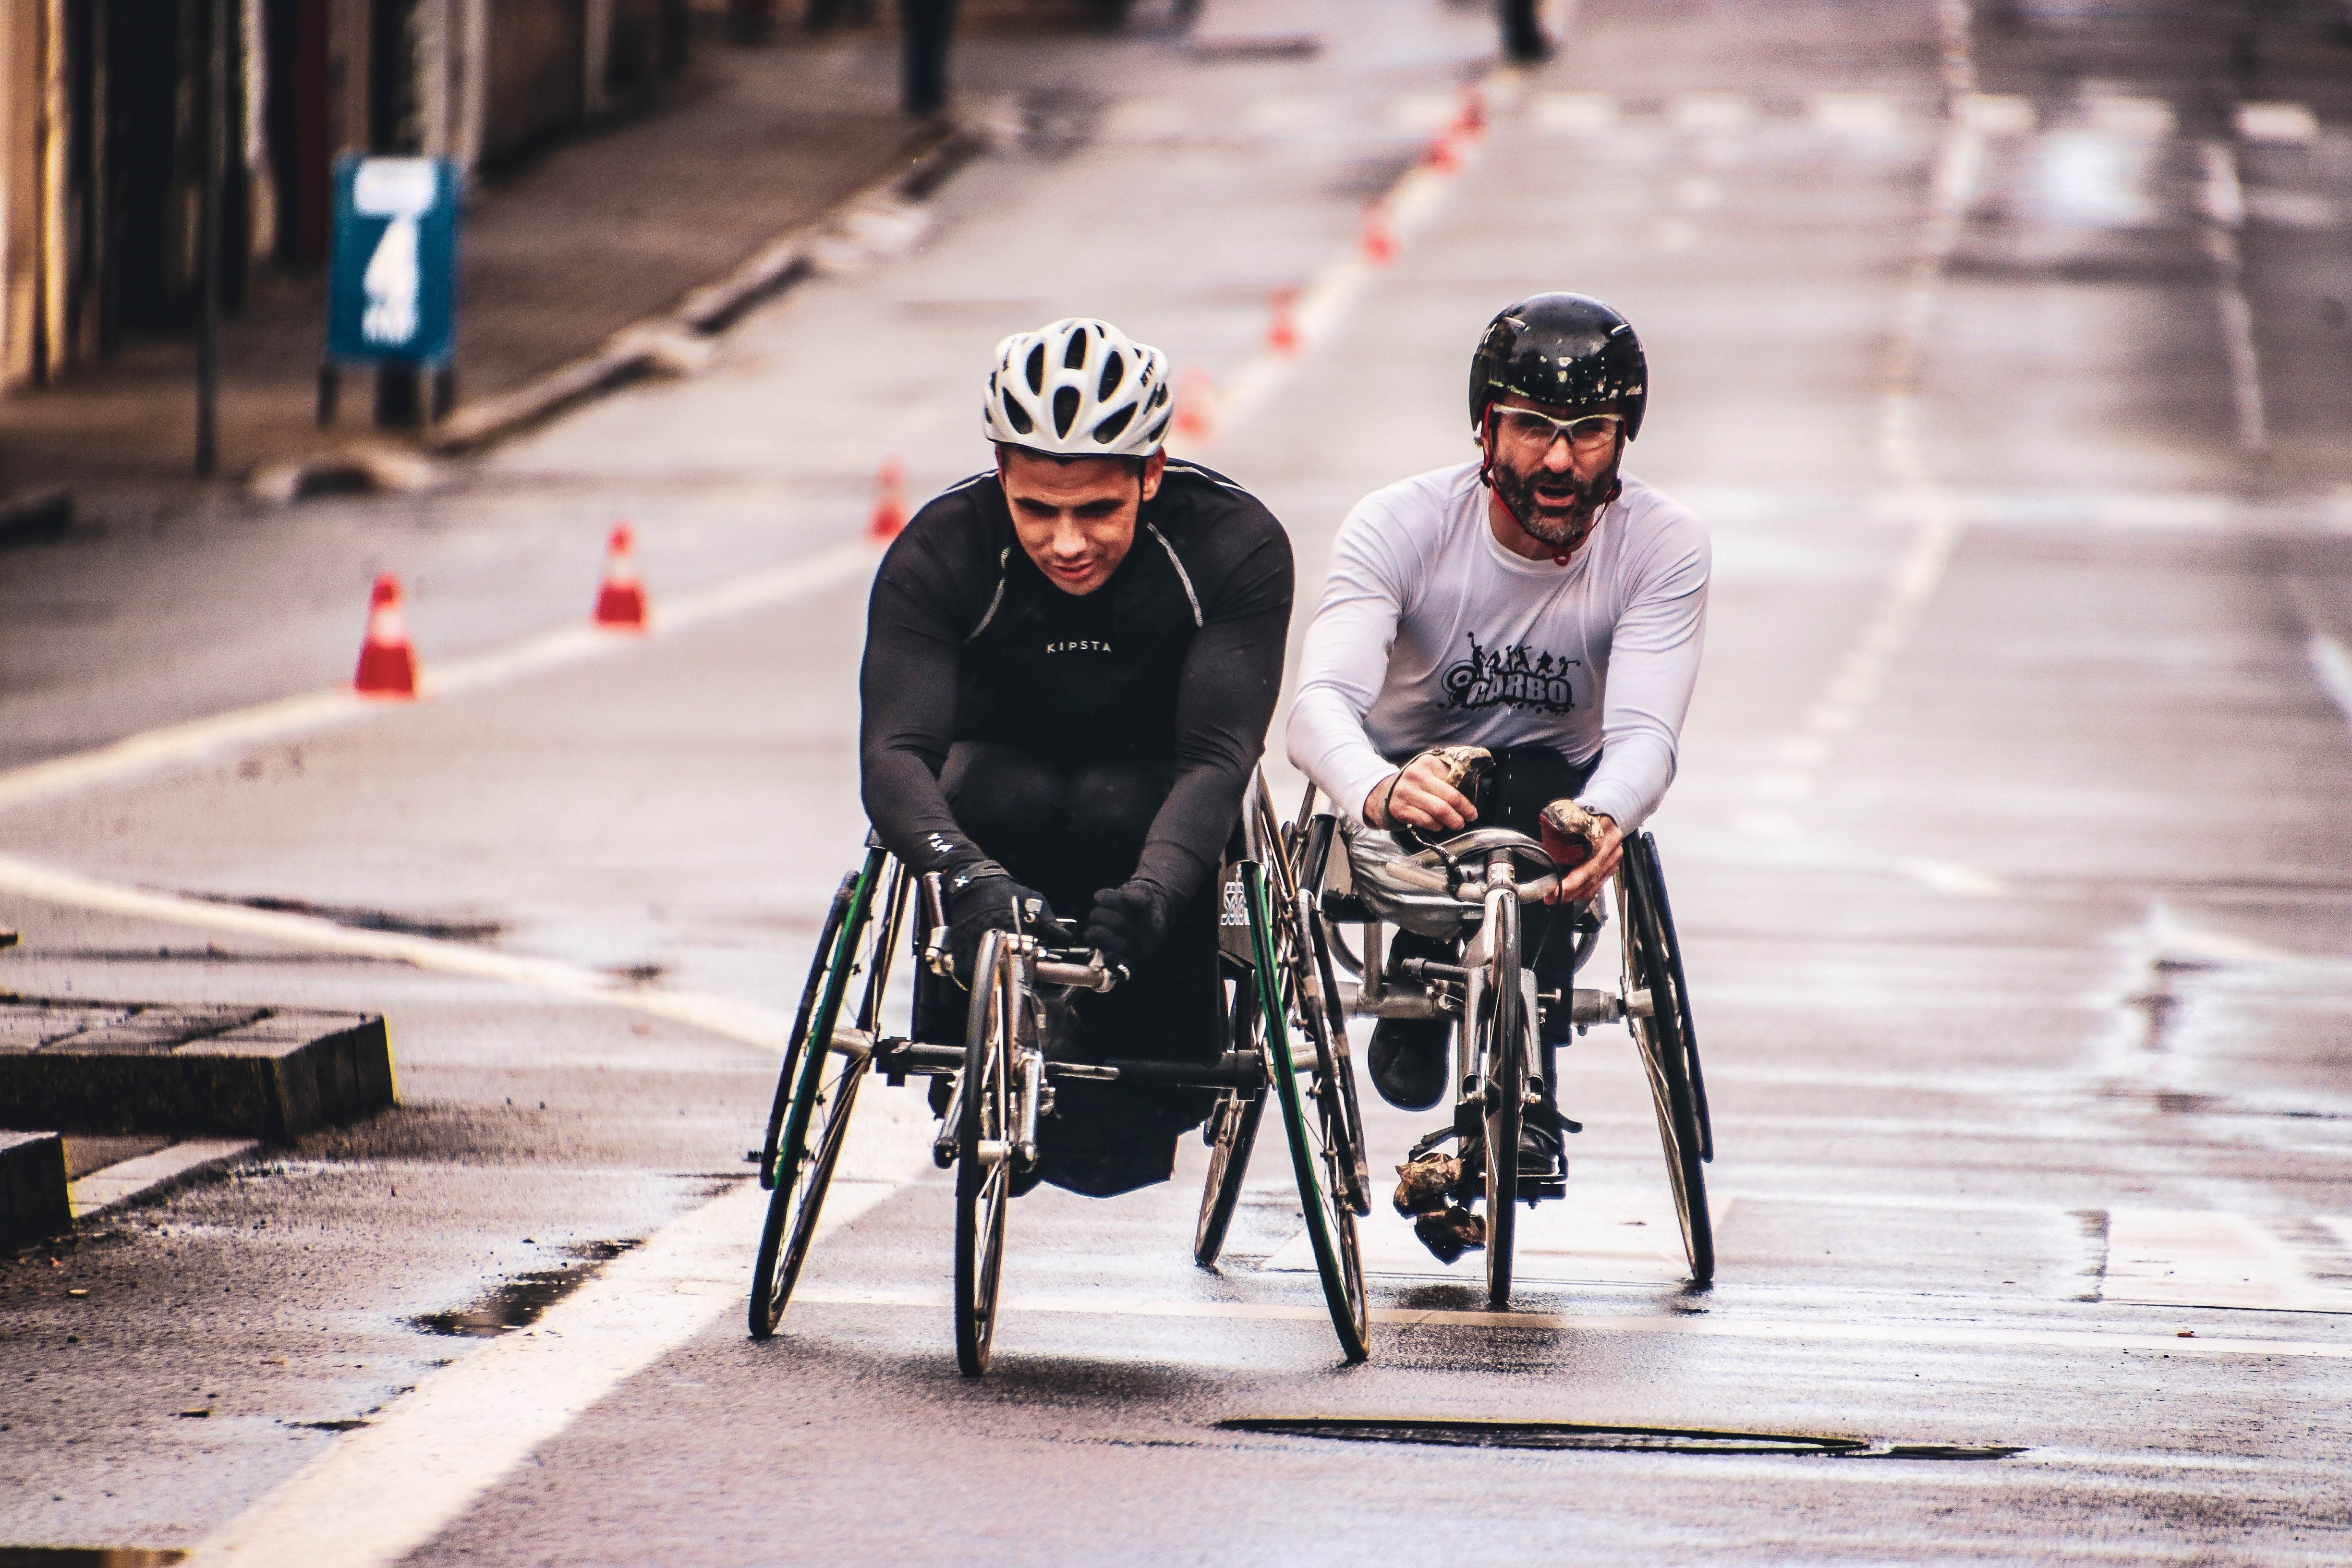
[1286,461,1709,829]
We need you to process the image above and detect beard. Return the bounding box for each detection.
[1490,453,1620,554]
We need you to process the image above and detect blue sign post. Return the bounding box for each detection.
[321,155,461,427]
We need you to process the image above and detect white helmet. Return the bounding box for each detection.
[983,317,1173,458]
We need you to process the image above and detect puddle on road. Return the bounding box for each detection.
[1219,1417,2023,1460]
[412,1241,637,1337]
[0,1552,185,1567]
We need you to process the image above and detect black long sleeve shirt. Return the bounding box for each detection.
[859,460,1295,905]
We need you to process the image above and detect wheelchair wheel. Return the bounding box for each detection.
[750,850,891,1340]
[955,929,1018,1375]
[1244,860,1370,1362]
[1194,1085,1266,1266]
[1620,837,1714,1286]
[1480,890,1525,1312]
[1268,791,1369,1214]
[1195,976,1267,1266]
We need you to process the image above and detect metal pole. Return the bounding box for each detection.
[196,0,228,476]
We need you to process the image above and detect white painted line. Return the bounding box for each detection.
[1169,67,1517,455]
[2197,140,2267,452]
[1900,859,2010,897]
[0,539,879,818]
[1962,92,2036,135]
[1671,91,1754,134]
[2237,101,2318,145]
[0,854,793,1051]
[1810,92,1903,136]
[789,1286,2352,1361]
[2305,632,2352,738]
[196,1180,711,1566]
[69,1138,259,1219]
[1530,91,1616,134]
[1738,5,1979,832]
[2085,95,2176,139]
[2104,1209,2352,1313]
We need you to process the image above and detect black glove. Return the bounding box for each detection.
[1083,879,1180,972]
[946,861,1062,979]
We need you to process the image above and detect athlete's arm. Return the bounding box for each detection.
[1573,521,1709,831]
[1285,500,1419,822]
[859,509,991,879]
[1128,517,1295,904]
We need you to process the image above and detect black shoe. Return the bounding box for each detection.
[1369,1017,1450,1110]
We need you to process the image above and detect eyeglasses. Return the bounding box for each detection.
[1491,408,1625,453]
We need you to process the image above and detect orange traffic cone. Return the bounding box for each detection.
[1456,86,1488,138]
[1267,288,1300,354]
[594,523,648,630]
[353,573,418,699]
[1173,368,1218,443]
[868,458,907,540]
[1360,204,1397,264]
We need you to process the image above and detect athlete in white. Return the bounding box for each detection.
[1283,293,1710,1174]
[1287,460,1708,838]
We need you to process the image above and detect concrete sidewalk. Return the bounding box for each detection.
[0,34,931,511]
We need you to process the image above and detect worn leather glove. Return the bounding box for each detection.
[1538,797,1606,873]
[1083,878,1180,972]
[946,861,1061,979]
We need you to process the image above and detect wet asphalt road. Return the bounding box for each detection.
[6,0,2352,1561]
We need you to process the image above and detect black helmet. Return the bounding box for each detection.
[1468,293,1647,440]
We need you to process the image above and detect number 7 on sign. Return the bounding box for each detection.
[352,159,438,349]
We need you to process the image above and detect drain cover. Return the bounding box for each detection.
[1220,1418,2023,1460]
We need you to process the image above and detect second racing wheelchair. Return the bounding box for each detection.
[1293,776,1714,1307]
[747,769,1370,1372]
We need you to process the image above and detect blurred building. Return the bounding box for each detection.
[0,0,689,394]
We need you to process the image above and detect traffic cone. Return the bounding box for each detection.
[353,573,418,699]
[1425,134,1461,173]
[1267,288,1300,354]
[1173,368,1218,443]
[593,523,648,631]
[1360,204,1397,264]
[1456,86,1488,138]
[868,458,907,540]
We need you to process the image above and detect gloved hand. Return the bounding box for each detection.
[1538,797,1605,871]
[1084,878,1180,972]
[946,861,1061,979]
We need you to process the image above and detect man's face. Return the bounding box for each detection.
[997,447,1165,596]
[1483,393,1625,553]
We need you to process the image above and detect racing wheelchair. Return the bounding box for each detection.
[1291,783,1713,1308]
[747,770,1371,1372]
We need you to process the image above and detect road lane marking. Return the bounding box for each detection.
[1168,69,1524,455]
[1899,859,2010,897]
[0,538,880,817]
[2197,139,2268,452]
[788,1286,2352,1360]
[1739,0,1976,839]
[0,854,794,1050]
[2102,1209,2352,1313]
[2305,632,2352,738]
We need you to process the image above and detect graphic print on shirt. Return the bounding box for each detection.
[1442,633,1580,715]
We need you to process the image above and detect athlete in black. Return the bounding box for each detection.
[858,316,1293,1198]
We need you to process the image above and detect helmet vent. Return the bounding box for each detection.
[1063,331,1091,371]
[1025,344,1047,395]
[1091,402,1136,443]
[1003,396,1034,436]
[1098,351,1125,401]
[1053,386,1081,438]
